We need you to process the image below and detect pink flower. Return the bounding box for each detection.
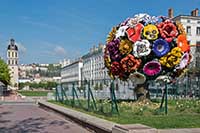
[143,61,161,76]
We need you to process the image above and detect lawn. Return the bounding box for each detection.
[18,90,54,96]
[49,99,200,129]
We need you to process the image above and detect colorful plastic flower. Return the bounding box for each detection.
[106,27,117,43]
[177,34,190,52]
[129,71,146,84]
[159,47,183,68]
[143,60,162,76]
[120,54,141,73]
[110,52,122,62]
[157,19,178,42]
[115,26,129,38]
[152,39,170,57]
[104,55,111,69]
[126,23,144,42]
[141,14,159,25]
[143,24,159,40]
[119,39,133,55]
[107,39,122,61]
[176,52,190,69]
[155,75,172,83]
[127,18,139,27]
[133,39,151,58]
[176,21,186,35]
[110,61,122,76]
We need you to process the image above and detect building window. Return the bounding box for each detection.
[12,52,14,57]
[187,20,191,23]
[196,27,200,35]
[15,52,17,58]
[196,41,200,52]
[8,60,10,65]
[186,26,191,35]
[197,21,200,24]
[8,52,10,57]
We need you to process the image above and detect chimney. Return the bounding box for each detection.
[168,8,174,18]
[195,8,199,16]
[191,10,195,16]
[191,8,198,16]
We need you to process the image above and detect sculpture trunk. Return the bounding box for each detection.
[135,82,150,101]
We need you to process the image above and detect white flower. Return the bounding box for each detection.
[133,39,151,58]
[115,26,128,38]
[134,13,150,21]
[129,71,146,85]
[127,18,139,27]
[155,75,171,83]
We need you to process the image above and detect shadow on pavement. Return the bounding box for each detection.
[0,117,70,133]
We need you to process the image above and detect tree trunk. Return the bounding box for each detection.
[134,82,150,101]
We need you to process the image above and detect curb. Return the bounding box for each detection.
[0,100,36,105]
[38,101,116,133]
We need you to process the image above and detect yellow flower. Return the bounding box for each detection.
[119,39,133,55]
[176,21,186,35]
[108,70,115,79]
[159,47,183,68]
[104,56,111,68]
[106,27,117,43]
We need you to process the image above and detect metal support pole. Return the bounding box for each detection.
[87,82,91,110]
[110,81,119,114]
[72,83,75,107]
[198,76,200,99]
[89,86,97,110]
[55,85,58,101]
[61,86,64,103]
[165,82,168,115]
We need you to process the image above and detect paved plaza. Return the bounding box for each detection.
[0,104,91,133]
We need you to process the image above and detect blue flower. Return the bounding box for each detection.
[153,39,170,57]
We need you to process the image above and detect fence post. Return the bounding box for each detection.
[72,83,75,107]
[87,81,90,110]
[55,85,58,101]
[165,82,168,115]
[110,81,119,114]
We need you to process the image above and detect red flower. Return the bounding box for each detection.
[157,19,178,42]
[110,61,122,76]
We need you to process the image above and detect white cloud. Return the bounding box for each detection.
[16,42,27,54]
[21,16,64,33]
[54,46,67,56]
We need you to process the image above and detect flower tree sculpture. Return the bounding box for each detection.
[104,14,191,100]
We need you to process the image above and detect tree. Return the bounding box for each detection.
[0,58,11,85]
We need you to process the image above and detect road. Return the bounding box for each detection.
[0,104,92,133]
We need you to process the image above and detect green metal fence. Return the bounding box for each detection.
[55,74,200,115]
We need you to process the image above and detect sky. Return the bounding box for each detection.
[0,0,199,64]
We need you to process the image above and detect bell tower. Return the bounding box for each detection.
[7,38,19,90]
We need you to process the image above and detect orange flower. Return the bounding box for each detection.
[177,34,190,52]
[120,54,141,73]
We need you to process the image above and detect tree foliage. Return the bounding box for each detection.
[19,81,57,90]
[0,58,10,85]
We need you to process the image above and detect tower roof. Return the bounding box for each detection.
[7,38,18,51]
